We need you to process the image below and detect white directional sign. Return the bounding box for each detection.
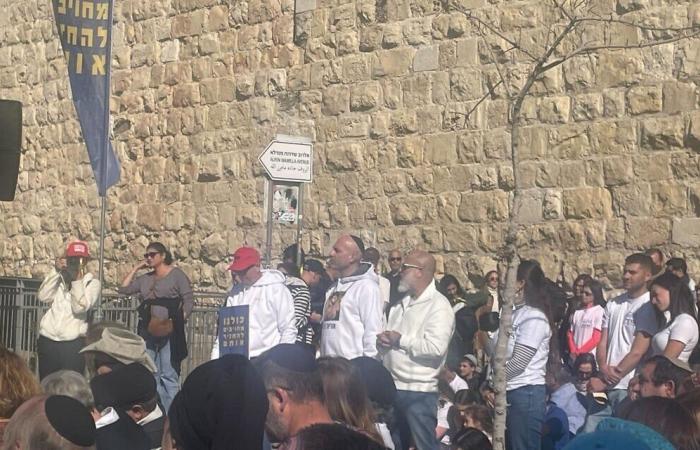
[259,137,313,183]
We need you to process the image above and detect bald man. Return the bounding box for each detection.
[378,250,455,450]
[320,235,384,359]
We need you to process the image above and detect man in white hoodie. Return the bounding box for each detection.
[320,235,384,359]
[378,250,455,450]
[211,247,297,359]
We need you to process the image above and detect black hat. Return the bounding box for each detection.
[257,343,317,373]
[168,354,268,450]
[351,356,397,408]
[45,395,96,447]
[303,259,325,275]
[90,362,157,411]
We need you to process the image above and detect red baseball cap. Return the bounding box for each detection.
[66,241,90,258]
[227,247,261,272]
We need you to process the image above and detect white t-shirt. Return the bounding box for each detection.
[651,313,699,362]
[505,304,551,391]
[437,399,451,445]
[570,305,605,354]
[601,291,658,390]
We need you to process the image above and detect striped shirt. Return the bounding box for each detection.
[285,276,314,345]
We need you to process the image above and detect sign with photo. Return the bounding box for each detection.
[272,184,299,225]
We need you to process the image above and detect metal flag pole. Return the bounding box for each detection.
[95,0,115,322]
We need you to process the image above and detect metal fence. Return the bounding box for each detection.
[0,277,227,380]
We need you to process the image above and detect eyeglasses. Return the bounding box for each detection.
[401,263,423,271]
[389,257,401,262]
[144,252,160,259]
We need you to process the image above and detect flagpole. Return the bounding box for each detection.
[95,0,115,323]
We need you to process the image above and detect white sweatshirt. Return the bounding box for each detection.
[211,270,297,359]
[382,282,455,392]
[37,268,100,341]
[320,263,384,359]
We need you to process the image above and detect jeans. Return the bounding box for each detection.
[146,337,180,413]
[391,390,439,450]
[580,388,627,433]
[506,385,546,450]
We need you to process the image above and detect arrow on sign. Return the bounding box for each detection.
[259,138,313,183]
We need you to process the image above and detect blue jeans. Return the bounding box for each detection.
[580,388,627,433]
[506,385,546,450]
[391,390,439,450]
[146,337,180,413]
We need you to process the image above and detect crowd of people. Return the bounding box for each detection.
[2,238,700,449]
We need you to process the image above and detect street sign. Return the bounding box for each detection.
[259,137,313,183]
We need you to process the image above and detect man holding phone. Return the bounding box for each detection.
[37,240,100,379]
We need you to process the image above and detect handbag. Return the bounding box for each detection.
[147,305,174,337]
[143,277,175,338]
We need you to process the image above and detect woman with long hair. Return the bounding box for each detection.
[119,241,193,412]
[502,259,555,450]
[317,357,385,446]
[0,346,41,442]
[649,272,699,362]
[567,278,606,362]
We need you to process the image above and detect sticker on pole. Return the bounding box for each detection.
[259,138,313,183]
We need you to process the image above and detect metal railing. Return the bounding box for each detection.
[0,277,227,380]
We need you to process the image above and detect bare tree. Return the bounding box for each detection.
[445,1,700,448]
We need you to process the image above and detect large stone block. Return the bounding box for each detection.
[563,188,613,219]
[651,183,688,216]
[372,48,414,78]
[457,190,509,223]
[673,218,700,246]
[641,117,685,150]
[413,45,439,72]
[424,133,457,166]
[627,85,662,115]
[626,218,670,248]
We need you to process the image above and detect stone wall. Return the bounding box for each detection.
[1,0,700,289]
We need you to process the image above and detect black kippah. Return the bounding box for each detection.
[350,235,365,254]
[260,343,317,372]
[45,395,96,447]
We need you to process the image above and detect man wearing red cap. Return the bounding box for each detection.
[37,241,100,379]
[211,247,297,359]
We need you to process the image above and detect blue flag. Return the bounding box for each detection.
[51,0,120,195]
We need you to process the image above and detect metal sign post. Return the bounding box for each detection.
[259,135,313,268]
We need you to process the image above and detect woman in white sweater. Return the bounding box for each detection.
[650,272,699,362]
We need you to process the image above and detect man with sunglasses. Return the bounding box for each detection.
[384,249,404,310]
[378,250,455,450]
[211,246,297,360]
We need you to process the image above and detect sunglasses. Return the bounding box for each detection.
[144,252,160,259]
[389,257,401,262]
[401,263,423,271]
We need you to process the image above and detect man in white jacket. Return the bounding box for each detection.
[37,240,100,380]
[378,250,455,450]
[320,235,384,359]
[211,247,297,359]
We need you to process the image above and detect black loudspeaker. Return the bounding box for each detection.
[0,100,22,201]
